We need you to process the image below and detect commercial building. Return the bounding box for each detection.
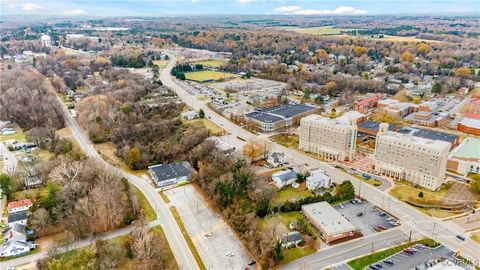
[148,161,196,187]
[457,116,480,136]
[302,201,361,244]
[374,123,450,190]
[299,114,357,161]
[447,138,480,175]
[245,103,317,133]
[352,93,384,114]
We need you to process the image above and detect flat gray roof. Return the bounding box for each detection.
[148,161,194,183]
[302,201,357,236]
[246,103,316,123]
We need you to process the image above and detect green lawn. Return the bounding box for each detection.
[131,185,157,221]
[271,183,315,207]
[0,126,26,142]
[184,70,238,82]
[186,118,225,135]
[153,60,169,69]
[191,59,227,68]
[270,134,299,148]
[347,239,439,270]
[282,245,317,265]
[169,206,207,270]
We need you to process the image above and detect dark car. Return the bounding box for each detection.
[357,212,364,217]
[368,266,378,270]
[374,263,383,268]
[248,261,256,266]
[383,259,394,265]
[456,235,466,241]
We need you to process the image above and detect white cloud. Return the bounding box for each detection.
[274,5,302,13]
[64,9,86,15]
[274,5,367,15]
[6,2,44,11]
[238,0,255,4]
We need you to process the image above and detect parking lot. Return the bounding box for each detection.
[164,185,252,270]
[372,244,465,270]
[334,198,399,237]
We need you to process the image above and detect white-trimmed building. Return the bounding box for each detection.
[299,114,357,161]
[306,169,331,190]
[374,123,450,190]
[271,168,298,188]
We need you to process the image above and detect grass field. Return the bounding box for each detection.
[0,126,26,142]
[191,59,227,67]
[371,35,442,43]
[347,239,439,270]
[270,134,299,148]
[184,70,238,82]
[271,183,315,207]
[187,118,225,135]
[282,245,317,264]
[471,232,480,244]
[169,206,207,270]
[131,185,157,221]
[283,26,357,35]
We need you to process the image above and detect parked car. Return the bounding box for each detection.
[362,173,371,179]
[383,259,394,265]
[374,263,383,268]
[404,248,414,255]
[247,261,256,266]
[379,212,386,217]
[357,212,364,217]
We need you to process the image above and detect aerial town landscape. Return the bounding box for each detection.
[0,1,479,270]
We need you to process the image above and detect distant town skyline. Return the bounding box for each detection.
[2,0,479,16]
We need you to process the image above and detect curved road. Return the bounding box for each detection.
[1,75,200,270]
[160,54,480,265]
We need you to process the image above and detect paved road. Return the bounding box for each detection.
[55,94,200,270]
[161,53,480,263]
[280,228,410,270]
[1,76,200,270]
[0,141,17,223]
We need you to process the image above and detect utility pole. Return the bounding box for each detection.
[408,230,412,242]
[431,222,436,239]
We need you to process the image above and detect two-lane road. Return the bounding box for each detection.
[161,54,480,264]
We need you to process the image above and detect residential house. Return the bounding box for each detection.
[280,231,303,248]
[181,110,199,120]
[0,224,36,258]
[7,210,28,227]
[267,152,286,168]
[306,169,332,191]
[7,199,32,213]
[271,168,298,188]
[148,161,196,187]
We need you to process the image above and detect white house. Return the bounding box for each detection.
[40,34,51,47]
[267,152,286,168]
[272,168,298,188]
[7,199,33,213]
[306,169,331,191]
[7,211,28,227]
[181,110,199,120]
[0,224,35,258]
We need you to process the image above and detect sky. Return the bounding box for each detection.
[1,0,479,16]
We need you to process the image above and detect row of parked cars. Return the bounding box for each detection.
[368,243,426,270]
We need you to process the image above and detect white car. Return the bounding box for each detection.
[226,251,235,257]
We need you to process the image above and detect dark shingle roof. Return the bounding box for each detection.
[358,120,397,132]
[8,210,28,223]
[245,111,283,123]
[264,104,316,118]
[398,127,458,144]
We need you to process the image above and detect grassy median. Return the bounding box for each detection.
[169,206,207,270]
[131,185,157,221]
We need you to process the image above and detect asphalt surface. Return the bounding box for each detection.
[160,52,480,262]
[1,74,200,270]
[280,228,410,270]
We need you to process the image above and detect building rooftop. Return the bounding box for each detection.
[335,111,365,125]
[272,168,298,183]
[451,138,480,161]
[263,104,316,118]
[354,93,383,106]
[382,130,451,151]
[397,126,458,144]
[245,111,283,123]
[301,114,355,126]
[358,120,398,133]
[8,210,28,223]
[459,117,480,129]
[302,201,357,236]
[7,199,32,211]
[148,161,194,184]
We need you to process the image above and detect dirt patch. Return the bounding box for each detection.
[444,182,480,204]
